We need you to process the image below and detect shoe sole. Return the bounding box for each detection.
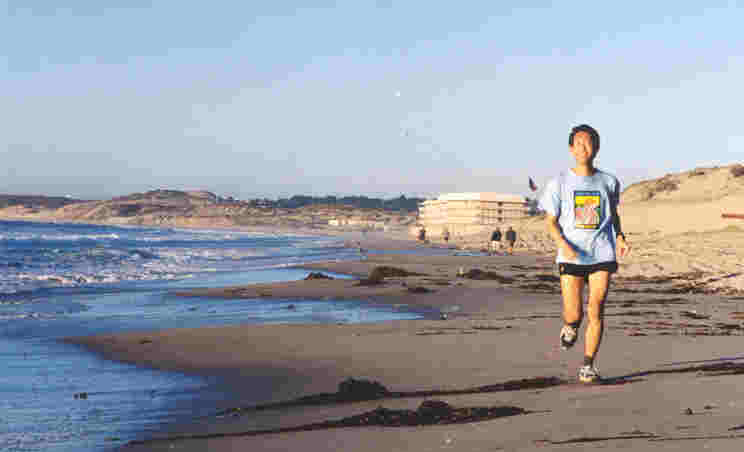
[560,326,577,351]
[560,336,577,350]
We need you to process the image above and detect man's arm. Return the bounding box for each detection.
[610,203,631,258]
[546,214,577,261]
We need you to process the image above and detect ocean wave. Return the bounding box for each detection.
[0,312,57,320]
[291,238,345,249]
[154,248,270,260]
[0,233,122,241]
[129,249,159,259]
[2,269,188,292]
[0,222,356,294]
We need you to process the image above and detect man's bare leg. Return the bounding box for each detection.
[560,274,585,326]
[584,271,610,360]
[559,274,584,349]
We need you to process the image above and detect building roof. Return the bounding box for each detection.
[434,192,527,203]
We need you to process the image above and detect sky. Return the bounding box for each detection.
[2,1,744,200]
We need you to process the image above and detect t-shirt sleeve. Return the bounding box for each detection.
[538,178,561,217]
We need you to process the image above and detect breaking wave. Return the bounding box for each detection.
[0,220,355,294]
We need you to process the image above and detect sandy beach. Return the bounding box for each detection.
[66,230,744,451]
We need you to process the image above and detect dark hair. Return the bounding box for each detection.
[568,124,600,152]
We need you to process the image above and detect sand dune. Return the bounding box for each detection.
[622,164,744,204]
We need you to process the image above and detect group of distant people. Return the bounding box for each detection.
[417,226,452,244]
[489,226,517,255]
[415,224,517,255]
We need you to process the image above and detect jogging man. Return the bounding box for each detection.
[538,124,631,383]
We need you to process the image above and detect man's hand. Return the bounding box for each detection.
[560,240,578,261]
[546,214,578,261]
[616,236,631,258]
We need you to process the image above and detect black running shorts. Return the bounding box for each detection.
[558,262,618,279]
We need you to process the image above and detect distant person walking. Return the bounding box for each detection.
[490,228,502,254]
[538,124,631,383]
[505,226,516,254]
[418,226,426,242]
[442,229,450,244]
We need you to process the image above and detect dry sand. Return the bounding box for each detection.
[67,244,744,451]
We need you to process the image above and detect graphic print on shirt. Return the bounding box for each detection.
[574,190,601,229]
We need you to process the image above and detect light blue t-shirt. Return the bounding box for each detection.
[538,169,621,265]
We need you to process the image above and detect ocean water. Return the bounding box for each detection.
[0,220,434,451]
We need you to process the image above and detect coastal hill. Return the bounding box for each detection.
[621,163,744,203]
[618,163,744,235]
[0,189,418,231]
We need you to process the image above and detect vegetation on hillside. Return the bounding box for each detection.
[0,195,84,210]
[249,195,424,212]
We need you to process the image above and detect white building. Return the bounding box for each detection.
[417,192,532,237]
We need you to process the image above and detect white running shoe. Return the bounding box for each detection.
[560,324,578,350]
[578,364,601,383]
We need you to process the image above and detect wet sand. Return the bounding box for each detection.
[67,244,744,451]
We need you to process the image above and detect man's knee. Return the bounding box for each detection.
[564,310,583,325]
[586,303,604,324]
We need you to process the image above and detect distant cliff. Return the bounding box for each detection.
[0,189,418,231]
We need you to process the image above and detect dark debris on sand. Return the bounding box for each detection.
[519,282,559,293]
[607,297,689,307]
[611,271,743,295]
[215,376,563,417]
[331,400,527,427]
[460,269,515,283]
[127,400,531,446]
[356,266,428,286]
[679,310,710,320]
[407,286,434,293]
[372,266,427,278]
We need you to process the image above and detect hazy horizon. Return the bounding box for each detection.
[4,2,743,200]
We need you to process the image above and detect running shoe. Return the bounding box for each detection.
[560,324,578,350]
[578,364,601,383]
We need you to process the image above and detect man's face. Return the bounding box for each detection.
[570,131,597,165]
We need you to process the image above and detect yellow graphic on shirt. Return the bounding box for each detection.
[574,191,601,230]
